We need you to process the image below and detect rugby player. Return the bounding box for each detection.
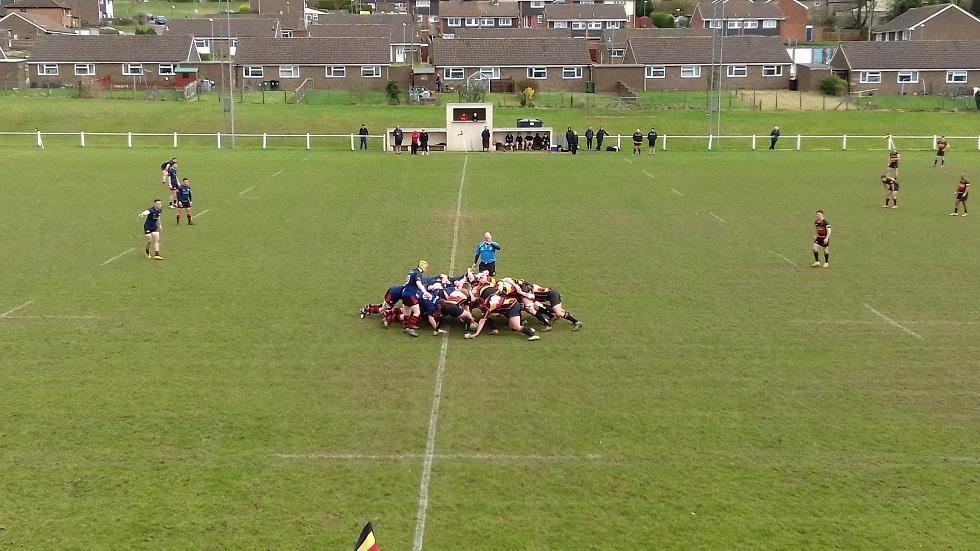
[811,210,831,268]
[176,178,193,224]
[166,161,180,208]
[138,199,164,260]
[401,260,429,337]
[160,157,176,196]
[881,174,898,208]
[464,292,540,341]
[632,129,643,155]
[887,149,900,178]
[951,175,970,216]
[934,137,949,167]
[517,279,582,330]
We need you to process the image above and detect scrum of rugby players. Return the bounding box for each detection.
[359,261,582,341]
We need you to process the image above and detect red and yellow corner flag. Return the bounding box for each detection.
[355,522,378,551]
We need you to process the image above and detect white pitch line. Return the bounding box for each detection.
[413,155,468,551]
[642,169,656,180]
[1,300,33,318]
[670,187,685,197]
[864,304,925,340]
[3,315,102,320]
[100,247,135,266]
[194,209,211,218]
[271,169,285,178]
[769,251,800,269]
[624,158,633,164]
[238,185,255,196]
[273,452,603,462]
[708,211,727,224]
[793,320,979,326]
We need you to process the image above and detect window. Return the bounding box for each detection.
[361,65,382,78]
[38,64,58,76]
[498,17,513,26]
[571,21,586,30]
[465,17,478,26]
[762,65,782,77]
[279,65,299,78]
[158,64,175,75]
[897,71,918,83]
[859,71,881,84]
[610,48,625,58]
[121,63,143,77]
[587,21,602,30]
[553,21,568,28]
[681,65,701,78]
[727,20,740,28]
[193,38,208,49]
[325,66,346,78]
[530,0,544,7]
[416,0,430,6]
[230,39,238,48]
[709,20,722,29]
[726,65,747,77]
[280,29,292,38]
[430,16,439,23]
[537,14,544,23]
[478,67,500,79]
[645,65,666,78]
[606,21,620,29]
[447,17,461,27]
[946,70,967,83]
[744,20,758,29]
[74,63,95,76]
[527,67,547,79]
[562,66,583,79]
[243,66,264,78]
[480,17,494,26]
[442,33,455,38]
[762,19,777,28]
[444,67,464,80]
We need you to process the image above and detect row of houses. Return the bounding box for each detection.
[12,32,979,97]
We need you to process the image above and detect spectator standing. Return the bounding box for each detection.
[419,130,429,155]
[585,126,595,150]
[632,129,643,155]
[358,124,369,150]
[596,127,608,150]
[565,127,574,152]
[481,126,491,151]
[410,129,420,155]
[769,126,780,150]
[393,125,404,154]
[472,232,501,275]
[647,127,658,156]
[435,75,442,93]
[570,131,579,155]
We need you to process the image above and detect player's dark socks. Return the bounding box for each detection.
[520,326,534,337]
[824,254,829,263]
[563,312,579,324]
[813,251,819,261]
[145,247,150,256]
[533,310,550,325]
[893,199,897,206]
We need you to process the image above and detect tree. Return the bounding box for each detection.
[650,12,676,28]
[819,75,847,96]
[852,0,879,36]
[385,80,401,104]
[889,0,922,20]
[971,0,980,18]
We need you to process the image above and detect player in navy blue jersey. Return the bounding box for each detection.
[160,157,176,189]
[139,199,164,260]
[166,161,180,208]
[401,260,429,336]
[175,178,193,224]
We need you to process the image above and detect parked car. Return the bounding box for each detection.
[154,16,167,25]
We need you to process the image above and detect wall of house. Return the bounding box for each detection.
[234,64,409,92]
[638,65,791,91]
[592,64,644,93]
[18,7,75,28]
[2,17,46,40]
[30,62,188,88]
[916,9,980,41]
[59,0,99,25]
[520,4,545,28]
[796,63,831,92]
[437,65,591,92]
[775,0,808,42]
[844,69,978,95]
[0,60,26,88]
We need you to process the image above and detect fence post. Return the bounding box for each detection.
[306,132,311,151]
[35,130,42,148]
[662,134,667,151]
[80,131,85,148]
[842,134,847,150]
[350,133,355,151]
[751,134,756,150]
[977,135,980,151]
[932,135,938,150]
[217,132,221,150]
[708,134,713,151]
[262,133,267,150]
[616,135,621,150]
[796,134,801,151]
[127,131,133,148]
[173,132,178,149]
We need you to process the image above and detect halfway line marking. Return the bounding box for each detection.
[709,211,727,224]
[194,209,211,218]
[864,304,924,340]
[670,187,685,197]
[273,452,603,462]
[100,247,135,266]
[238,185,255,196]
[769,251,800,269]
[413,155,468,551]
[1,300,33,318]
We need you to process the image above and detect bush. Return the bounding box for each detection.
[385,80,401,104]
[650,12,676,28]
[116,16,134,25]
[316,0,352,9]
[820,75,846,96]
[975,90,980,112]
[237,5,251,13]
[134,26,155,35]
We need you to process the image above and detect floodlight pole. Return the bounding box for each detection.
[226,0,236,147]
[716,0,725,145]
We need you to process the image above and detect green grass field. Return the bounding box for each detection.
[2,144,979,549]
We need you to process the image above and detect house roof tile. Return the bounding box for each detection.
[544,3,629,20]
[432,36,590,66]
[835,40,980,70]
[628,35,791,64]
[29,35,197,62]
[234,37,392,65]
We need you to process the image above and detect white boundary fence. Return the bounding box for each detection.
[5,131,980,152]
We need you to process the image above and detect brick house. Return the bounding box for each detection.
[0,41,27,87]
[308,23,424,64]
[829,40,980,95]
[620,35,791,91]
[57,0,113,25]
[690,1,784,38]
[598,27,712,64]
[430,36,591,92]
[0,11,72,47]
[437,1,519,38]
[234,37,400,92]
[28,35,201,87]
[248,0,307,34]
[872,3,980,42]
[453,27,571,38]
[4,0,77,29]
[544,3,630,39]
[408,0,438,28]
[161,18,281,57]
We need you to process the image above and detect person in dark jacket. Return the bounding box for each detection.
[419,130,429,155]
[481,126,491,151]
[632,129,643,155]
[393,125,404,154]
[570,131,579,155]
[358,124,369,150]
[565,127,574,152]
[647,127,658,156]
[596,127,608,150]
[769,126,780,150]
[585,126,595,150]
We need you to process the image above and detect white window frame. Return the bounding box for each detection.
[726,65,747,78]
[325,66,346,78]
[553,20,568,28]
[562,66,583,79]
[430,15,440,23]
[744,20,758,29]
[606,21,620,29]
[859,71,881,84]
[681,65,701,78]
[480,17,494,26]
[537,14,544,23]
[193,38,208,49]
[498,17,513,26]
[645,65,666,79]
[158,64,175,75]
[243,65,264,78]
[478,66,500,79]
[530,0,544,7]
[280,29,293,38]
[709,20,722,29]
[571,21,586,30]
[230,39,238,48]
[444,67,464,80]
[74,63,96,76]
[762,19,777,28]
[447,17,461,27]
[587,21,602,29]
[121,63,144,76]
[897,71,918,83]
[279,65,299,78]
[527,67,547,79]
[946,70,967,83]
[465,17,479,27]
[416,0,430,7]
[610,48,625,58]
[762,65,782,77]
[38,64,59,76]
[361,65,382,78]
[727,20,740,29]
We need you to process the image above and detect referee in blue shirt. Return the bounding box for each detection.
[472,232,501,276]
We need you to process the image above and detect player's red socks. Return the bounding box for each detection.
[176,214,181,224]
[365,304,382,314]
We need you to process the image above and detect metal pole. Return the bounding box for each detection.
[173,131,178,149]
[226,0,235,147]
